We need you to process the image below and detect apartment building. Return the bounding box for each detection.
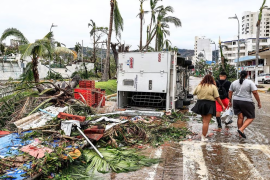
[242,7,270,39]
[221,8,270,66]
[221,38,270,65]
[194,36,212,62]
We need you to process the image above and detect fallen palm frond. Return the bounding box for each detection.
[0,75,85,130]
[28,97,54,116]
[83,148,160,173]
[101,118,191,147]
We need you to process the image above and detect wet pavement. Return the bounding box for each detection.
[181,77,270,180]
[92,76,270,180]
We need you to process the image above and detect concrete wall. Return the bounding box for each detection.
[39,63,94,79]
[0,55,94,80]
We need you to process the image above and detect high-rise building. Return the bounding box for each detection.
[241,7,270,39]
[194,36,213,62]
[221,7,270,65]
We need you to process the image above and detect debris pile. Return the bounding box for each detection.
[0,79,192,180]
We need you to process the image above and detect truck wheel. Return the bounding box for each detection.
[187,94,193,99]
[183,100,191,106]
[263,79,266,84]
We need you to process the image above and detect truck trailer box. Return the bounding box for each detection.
[117,52,192,111]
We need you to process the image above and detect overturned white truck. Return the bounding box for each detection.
[117,52,194,111]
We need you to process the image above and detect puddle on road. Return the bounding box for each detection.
[182,77,270,180]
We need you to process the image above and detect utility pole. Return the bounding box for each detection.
[255,0,266,85]
[82,40,83,62]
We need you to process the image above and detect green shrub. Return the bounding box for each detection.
[212,61,237,81]
[71,69,97,79]
[45,71,63,80]
[8,77,14,82]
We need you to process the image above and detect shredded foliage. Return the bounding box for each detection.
[83,148,160,173]
[113,0,124,38]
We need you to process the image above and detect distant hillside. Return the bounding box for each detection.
[177,49,194,58]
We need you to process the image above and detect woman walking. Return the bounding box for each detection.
[192,75,225,141]
[228,70,261,138]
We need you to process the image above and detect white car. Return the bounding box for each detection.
[258,73,270,84]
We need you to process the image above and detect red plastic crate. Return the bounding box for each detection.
[57,112,86,122]
[79,80,95,89]
[74,88,95,106]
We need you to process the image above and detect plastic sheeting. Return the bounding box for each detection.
[0,131,32,158]
[14,106,67,130]
[0,132,32,179]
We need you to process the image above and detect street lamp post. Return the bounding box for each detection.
[49,23,58,77]
[229,14,240,79]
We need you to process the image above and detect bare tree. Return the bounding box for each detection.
[102,0,124,81]
[255,0,267,85]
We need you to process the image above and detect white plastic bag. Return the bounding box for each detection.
[221,107,234,124]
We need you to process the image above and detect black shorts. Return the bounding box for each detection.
[233,100,255,119]
[191,100,216,116]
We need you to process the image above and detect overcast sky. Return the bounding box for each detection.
[0,0,268,50]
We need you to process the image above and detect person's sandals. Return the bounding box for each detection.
[225,120,233,125]
[237,130,246,139]
[201,135,208,142]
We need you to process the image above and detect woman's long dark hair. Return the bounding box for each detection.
[199,75,216,86]
[239,70,247,84]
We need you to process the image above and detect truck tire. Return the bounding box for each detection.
[263,79,266,84]
[188,65,194,69]
[187,94,193,99]
[175,99,183,109]
[184,60,192,67]
[177,57,185,66]
[183,100,191,106]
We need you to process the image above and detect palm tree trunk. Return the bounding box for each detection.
[32,56,45,93]
[155,35,158,51]
[102,0,114,81]
[140,14,143,50]
[93,32,96,63]
[109,58,112,79]
[221,56,225,70]
[32,57,40,83]
[255,20,261,85]
[141,29,157,51]
[146,16,153,51]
